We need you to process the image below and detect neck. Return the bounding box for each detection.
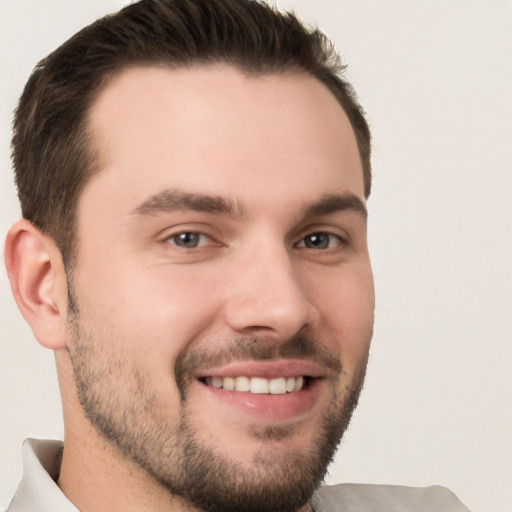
[58,415,187,511]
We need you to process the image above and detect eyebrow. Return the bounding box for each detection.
[131,188,367,222]
[301,193,368,221]
[131,189,246,218]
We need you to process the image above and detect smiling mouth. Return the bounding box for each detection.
[200,376,312,395]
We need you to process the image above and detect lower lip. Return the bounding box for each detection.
[197,379,321,422]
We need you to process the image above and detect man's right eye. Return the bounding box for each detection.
[166,232,212,248]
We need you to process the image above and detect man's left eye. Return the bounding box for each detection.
[166,232,211,248]
[297,232,343,250]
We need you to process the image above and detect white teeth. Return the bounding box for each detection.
[250,377,269,394]
[223,376,235,391]
[212,376,223,388]
[235,376,250,392]
[269,377,287,395]
[205,376,306,394]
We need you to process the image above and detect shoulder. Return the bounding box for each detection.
[312,483,471,512]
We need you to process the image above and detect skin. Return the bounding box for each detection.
[5,64,374,512]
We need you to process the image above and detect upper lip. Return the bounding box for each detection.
[194,358,327,380]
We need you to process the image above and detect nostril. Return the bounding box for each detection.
[240,325,280,334]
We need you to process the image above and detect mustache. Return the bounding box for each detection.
[174,333,341,399]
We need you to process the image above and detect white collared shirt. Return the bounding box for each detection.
[5,439,76,512]
[5,438,471,512]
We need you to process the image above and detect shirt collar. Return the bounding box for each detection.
[7,439,77,512]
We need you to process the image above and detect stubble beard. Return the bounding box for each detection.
[66,289,369,512]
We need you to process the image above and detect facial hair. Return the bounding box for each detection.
[66,289,369,512]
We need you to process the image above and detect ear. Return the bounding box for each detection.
[4,218,69,350]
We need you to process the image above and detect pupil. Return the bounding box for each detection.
[177,233,199,247]
[306,233,328,249]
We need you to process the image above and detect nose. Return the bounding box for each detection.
[223,243,319,339]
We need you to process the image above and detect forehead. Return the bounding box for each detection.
[83,64,364,216]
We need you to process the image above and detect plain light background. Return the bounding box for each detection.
[1,1,511,511]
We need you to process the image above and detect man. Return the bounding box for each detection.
[3,0,471,511]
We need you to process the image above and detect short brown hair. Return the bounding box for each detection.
[12,0,371,266]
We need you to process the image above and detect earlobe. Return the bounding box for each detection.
[4,218,68,350]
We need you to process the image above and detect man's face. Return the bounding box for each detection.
[67,65,374,512]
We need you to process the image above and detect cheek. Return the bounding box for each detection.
[73,262,227,358]
[316,266,374,356]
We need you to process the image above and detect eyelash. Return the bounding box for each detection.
[165,232,214,249]
[164,230,347,251]
[295,232,345,250]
